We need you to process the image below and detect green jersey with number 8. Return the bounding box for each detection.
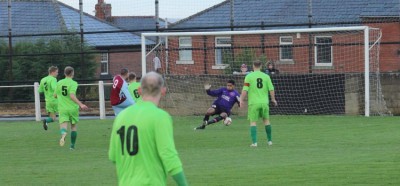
[242,70,274,105]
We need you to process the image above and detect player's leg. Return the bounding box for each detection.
[248,104,261,147]
[194,107,216,130]
[58,111,69,146]
[69,110,80,150]
[203,106,216,123]
[42,102,57,130]
[261,104,272,146]
[206,112,227,125]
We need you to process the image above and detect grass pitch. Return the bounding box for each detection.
[0,116,399,185]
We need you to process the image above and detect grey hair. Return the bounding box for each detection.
[140,72,164,97]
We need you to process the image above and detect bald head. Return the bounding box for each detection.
[141,72,164,97]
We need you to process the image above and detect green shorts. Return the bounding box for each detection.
[59,109,79,124]
[45,101,58,114]
[248,103,270,122]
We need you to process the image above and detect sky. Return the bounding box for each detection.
[58,0,226,21]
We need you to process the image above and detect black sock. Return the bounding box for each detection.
[203,115,210,122]
[207,116,224,125]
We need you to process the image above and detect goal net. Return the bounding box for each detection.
[142,26,391,117]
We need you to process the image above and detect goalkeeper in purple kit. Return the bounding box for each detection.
[194,79,240,130]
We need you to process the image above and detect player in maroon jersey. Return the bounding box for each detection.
[110,68,135,116]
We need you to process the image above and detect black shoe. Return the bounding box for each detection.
[42,119,48,130]
[194,121,207,130]
[194,125,205,130]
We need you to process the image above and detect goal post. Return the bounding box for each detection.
[141,26,391,117]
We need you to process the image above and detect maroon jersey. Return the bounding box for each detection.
[111,75,129,106]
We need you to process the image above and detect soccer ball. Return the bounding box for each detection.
[223,117,232,126]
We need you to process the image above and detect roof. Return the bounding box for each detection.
[0,0,144,47]
[171,0,400,30]
[58,2,143,47]
[111,16,169,32]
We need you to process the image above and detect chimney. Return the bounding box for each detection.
[95,0,112,21]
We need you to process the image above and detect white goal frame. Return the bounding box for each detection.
[141,26,379,117]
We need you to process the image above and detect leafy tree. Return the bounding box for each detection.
[0,35,98,101]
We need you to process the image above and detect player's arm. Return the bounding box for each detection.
[38,81,44,93]
[155,112,186,185]
[205,85,222,97]
[240,77,250,108]
[236,94,241,107]
[121,82,135,105]
[266,76,277,106]
[70,83,88,109]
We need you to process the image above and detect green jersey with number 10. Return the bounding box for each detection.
[109,101,183,185]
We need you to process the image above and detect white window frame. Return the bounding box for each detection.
[214,37,232,69]
[100,53,109,75]
[177,37,193,64]
[279,36,293,61]
[314,36,333,67]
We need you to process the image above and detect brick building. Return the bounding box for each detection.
[164,0,399,75]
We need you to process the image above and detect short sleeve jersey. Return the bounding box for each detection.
[39,75,57,103]
[55,78,79,111]
[108,101,183,186]
[111,75,131,106]
[128,82,142,102]
[206,88,240,112]
[243,70,274,105]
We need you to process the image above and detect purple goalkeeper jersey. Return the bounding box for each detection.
[207,87,240,113]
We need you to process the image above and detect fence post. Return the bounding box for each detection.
[34,82,41,121]
[99,81,106,119]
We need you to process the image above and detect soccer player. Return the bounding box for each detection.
[110,68,135,116]
[240,60,277,147]
[194,80,241,130]
[127,72,141,102]
[54,66,88,150]
[38,66,58,130]
[108,72,188,186]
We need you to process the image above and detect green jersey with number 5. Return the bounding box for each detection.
[128,82,142,102]
[55,78,79,111]
[242,70,274,105]
[108,101,183,185]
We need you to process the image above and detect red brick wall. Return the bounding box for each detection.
[94,50,142,78]
[366,22,400,72]
[162,23,398,75]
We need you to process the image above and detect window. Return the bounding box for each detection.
[100,53,108,75]
[279,36,293,61]
[215,37,232,65]
[179,37,192,61]
[314,36,333,66]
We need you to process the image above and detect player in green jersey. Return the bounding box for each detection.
[109,72,188,186]
[39,66,59,130]
[127,72,142,102]
[240,60,277,147]
[54,66,88,150]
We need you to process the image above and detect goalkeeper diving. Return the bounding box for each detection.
[194,80,241,130]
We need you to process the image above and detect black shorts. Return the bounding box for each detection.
[211,104,231,116]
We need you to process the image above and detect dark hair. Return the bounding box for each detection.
[64,66,74,76]
[128,72,137,81]
[120,68,129,76]
[253,60,262,68]
[227,79,235,85]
